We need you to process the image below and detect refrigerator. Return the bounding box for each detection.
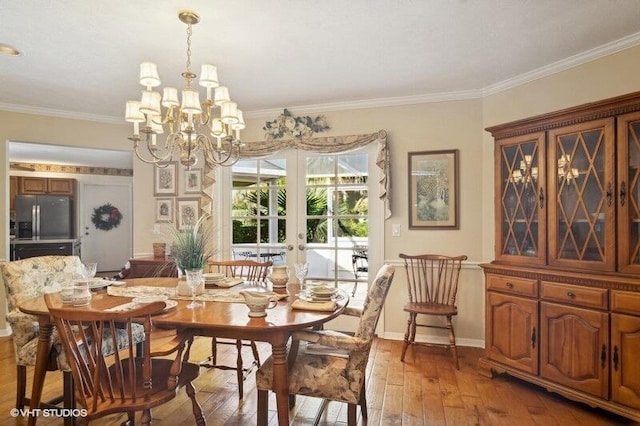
[15,195,73,239]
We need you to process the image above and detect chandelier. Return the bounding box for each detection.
[125,9,244,168]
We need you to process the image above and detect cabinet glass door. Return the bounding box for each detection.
[548,118,615,271]
[618,112,640,274]
[495,132,546,265]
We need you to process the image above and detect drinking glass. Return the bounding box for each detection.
[82,262,98,279]
[186,269,204,309]
[294,263,309,292]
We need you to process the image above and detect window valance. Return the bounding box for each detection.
[202,130,391,218]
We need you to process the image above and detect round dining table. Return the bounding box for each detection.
[19,277,349,426]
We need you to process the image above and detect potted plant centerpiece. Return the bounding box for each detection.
[167,213,214,297]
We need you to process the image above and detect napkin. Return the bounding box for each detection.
[291,299,337,312]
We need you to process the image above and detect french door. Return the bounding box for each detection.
[220,144,383,301]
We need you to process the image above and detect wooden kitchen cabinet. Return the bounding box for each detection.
[18,177,75,196]
[481,91,640,422]
[9,176,17,210]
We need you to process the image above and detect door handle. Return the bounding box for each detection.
[285,244,294,251]
[298,244,306,251]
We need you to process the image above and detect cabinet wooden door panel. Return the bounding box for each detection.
[617,111,640,274]
[486,292,538,374]
[611,314,640,410]
[19,176,48,194]
[540,302,609,398]
[47,178,74,195]
[547,118,616,272]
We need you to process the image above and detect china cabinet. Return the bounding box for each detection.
[481,92,640,422]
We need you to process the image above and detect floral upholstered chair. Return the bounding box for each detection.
[256,264,395,425]
[1,255,145,410]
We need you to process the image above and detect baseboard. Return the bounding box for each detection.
[383,331,485,349]
[0,325,13,337]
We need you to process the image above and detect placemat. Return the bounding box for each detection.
[107,285,286,303]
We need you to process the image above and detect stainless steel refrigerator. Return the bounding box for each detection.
[15,195,73,239]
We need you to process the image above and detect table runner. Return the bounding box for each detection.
[107,285,287,303]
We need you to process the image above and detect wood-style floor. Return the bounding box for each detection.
[0,331,637,425]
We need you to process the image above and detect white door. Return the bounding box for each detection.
[221,144,383,304]
[81,183,133,272]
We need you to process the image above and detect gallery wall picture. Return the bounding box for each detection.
[176,198,200,230]
[184,168,203,194]
[408,149,459,229]
[155,198,174,223]
[154,162,178,196]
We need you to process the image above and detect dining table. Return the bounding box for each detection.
[18,277,349,426]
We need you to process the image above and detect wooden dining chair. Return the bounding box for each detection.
[204,259,272,398]
[399,253,467,369]
[256,264,395,425]
[44,294,205,425]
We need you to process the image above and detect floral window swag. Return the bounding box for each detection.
[91,203,123,231]
[263,108,330,140]
[222,129,392,219]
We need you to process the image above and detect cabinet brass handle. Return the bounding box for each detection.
[566,291,575,298]
[607,182,613,207]
[613,345,619,371]
[601,345,607,369]
[539,188,545,209]
[506,282,514,289]
[531,327,536,349]
[620,181,626,207]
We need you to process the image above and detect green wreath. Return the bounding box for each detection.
[91,203,123,231]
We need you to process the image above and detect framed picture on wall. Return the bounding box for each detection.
[155,198,174,223]
[184,168,203,194]
[154,162,178,196]
[176,197,200,230]
[408,149,459,229]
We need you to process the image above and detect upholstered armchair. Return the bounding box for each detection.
[256,264,395,425]
[1,255,145,410]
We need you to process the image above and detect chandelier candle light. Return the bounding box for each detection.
[125,10,244,168]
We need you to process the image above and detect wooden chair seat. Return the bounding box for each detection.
[403,301,458,316]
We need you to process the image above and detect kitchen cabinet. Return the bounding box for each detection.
[18,177,75,196]
[9,176,17,211]
[10,239,81,261]
[481,91,640,422]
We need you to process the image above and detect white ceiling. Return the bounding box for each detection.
[2,0,640,167]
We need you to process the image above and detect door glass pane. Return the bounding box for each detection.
[499,140,539,256]
[627,122,640,265]
[304,152,369,296]
[555,128,605,261]
[231,158,287,264]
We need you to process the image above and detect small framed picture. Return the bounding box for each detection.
[184,168,203,194]
[154,162,178,196]
[408,149,459,229]
[155,198,173,223]
[176,198,200,230]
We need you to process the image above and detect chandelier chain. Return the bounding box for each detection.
[185,23,193,86]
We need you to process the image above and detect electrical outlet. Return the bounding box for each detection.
[391,223,401,237]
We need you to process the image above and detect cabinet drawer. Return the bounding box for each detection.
[486,274,538,297]
[611,290,640,316]
[541,281,608,310]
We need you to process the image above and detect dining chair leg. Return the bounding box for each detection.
[62,371,76,426]
[185,381,205,426]
[141,408,152,426]
[447,316,460,370]
[211,337,218,365]
[250,341,261,367]
[257,389,268,426]
[400,314,414,361]
[359,380,367,419]
[16,365,26,409]
[347,403,357,426]
[235,339,244,398]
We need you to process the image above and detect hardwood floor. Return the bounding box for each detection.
[0,331,637,425]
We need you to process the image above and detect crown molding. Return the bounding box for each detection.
[2,31,640,121]
[483,31,640,96]
[0,102,123,125]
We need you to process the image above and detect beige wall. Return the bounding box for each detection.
[3,44,640,343]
